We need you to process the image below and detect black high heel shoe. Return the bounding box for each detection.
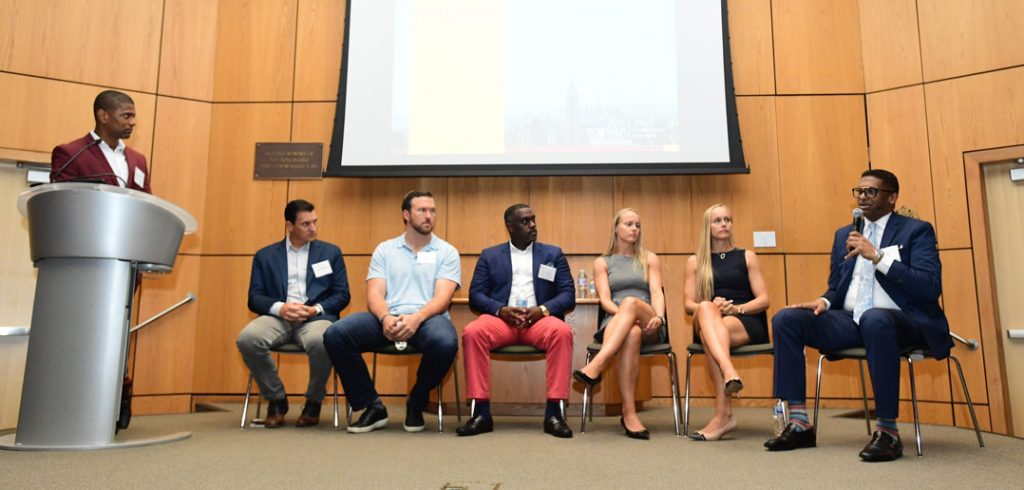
[724,378,744,395]
[572,369,602,388]
[621,417,650,440]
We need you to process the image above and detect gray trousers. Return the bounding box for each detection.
[236,315,332,402]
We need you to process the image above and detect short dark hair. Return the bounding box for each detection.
[401,191,434,213]
[93,90,134,121]
[284,199,315,224]
[862,168,900,193]
[503,204,530,224]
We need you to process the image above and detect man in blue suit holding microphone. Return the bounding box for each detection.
[766,169,952,462]
[456,204,576,438]
[237,199,350,428]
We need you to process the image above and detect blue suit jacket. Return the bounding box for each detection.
[469,242,576,319]
[247,239,351,321]
[822,213,953,358]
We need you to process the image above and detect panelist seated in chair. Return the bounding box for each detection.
[324,191,461,434]
[236,199,351,428]
[766,169,952,462]
[572,208,666,440]
[683,204,770,441]
[457,204,576,438]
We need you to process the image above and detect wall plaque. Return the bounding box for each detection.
[254,143,323,180]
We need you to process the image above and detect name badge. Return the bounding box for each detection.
[417,251,437,265]
[538,263,557,282]
[311,260,332,278]
[133,167,146,188]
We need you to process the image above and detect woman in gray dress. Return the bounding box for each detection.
[573,208,666,439]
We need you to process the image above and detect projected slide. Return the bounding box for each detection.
[327,0,744,176]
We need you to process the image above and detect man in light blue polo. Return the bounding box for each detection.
[324,191,460,433]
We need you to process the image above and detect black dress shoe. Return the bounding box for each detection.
[456,414,494,436]
[621,417,650,440]
[764,423,816,451]
[264,398,289,429]
[296,400,321,427]
[859,431,903,462]
[543,415,573,438]
[347,404,389,433]
[572,369,603,388]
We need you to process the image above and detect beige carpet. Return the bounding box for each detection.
[1,404,1020,489]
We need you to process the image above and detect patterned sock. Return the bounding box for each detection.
[787,401,812,431]
[545,399,564,419]
[876,418,899,438]
[472,399,491,419]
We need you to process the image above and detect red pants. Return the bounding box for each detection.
[462,315,574,400]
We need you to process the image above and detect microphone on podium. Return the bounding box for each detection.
[852,208,865,234]
[51,137,103,183]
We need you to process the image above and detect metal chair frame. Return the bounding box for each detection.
[240,343,339,429]
[683,341,775,435]
[485,344,567,419]
[812,344,985,457]
[342,344,461,433]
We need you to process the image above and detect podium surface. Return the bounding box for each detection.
[1,183,195,450]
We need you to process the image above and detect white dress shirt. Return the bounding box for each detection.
[508,241,537,308]
[89,131,128,187]
[840,212,900,313]
[270,239,323,319]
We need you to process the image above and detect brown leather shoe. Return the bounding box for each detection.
[296,401,322,427]
[263,399,289,428]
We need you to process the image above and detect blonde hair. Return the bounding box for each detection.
[695,204,735,301]
[604,208,649,281]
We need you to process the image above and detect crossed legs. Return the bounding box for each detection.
[693,301,750,438]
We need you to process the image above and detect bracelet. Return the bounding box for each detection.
[539,305,550,317]
[657,315,666,325]
[737,306,745,316]
[378,313,390,323]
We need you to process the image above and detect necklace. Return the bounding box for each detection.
[715,248,734,260]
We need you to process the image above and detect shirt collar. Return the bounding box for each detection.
[866,212,892,230]
[509,241,534,254]
[399,233,436,251]
[286,238,311,253]
[89,131,125,153]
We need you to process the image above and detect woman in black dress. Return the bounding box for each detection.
[684,204,770,441]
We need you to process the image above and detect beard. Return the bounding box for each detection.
[410,221,433,236]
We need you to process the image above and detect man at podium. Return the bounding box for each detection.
[50,90,151,193]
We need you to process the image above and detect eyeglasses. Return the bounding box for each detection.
[851,187,896,199]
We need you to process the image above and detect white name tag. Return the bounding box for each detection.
[311,260,332,278]
[538,264,557,282]
[133,167,146,188]
[417,251,437,264]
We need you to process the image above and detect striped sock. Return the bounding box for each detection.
[876,418,899,438]
[787,401,812,431]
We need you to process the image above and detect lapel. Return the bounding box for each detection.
[879,213,901,248]
[531,242,542,280]
[274,239,289,294]
[306,241,319,288]
[85,135,112,173]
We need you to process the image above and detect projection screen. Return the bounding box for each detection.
[325,0,745,177]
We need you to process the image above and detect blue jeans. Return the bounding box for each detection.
[323,312,458,411]
[772,308,927,420]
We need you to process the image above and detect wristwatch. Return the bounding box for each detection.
[871,248,884,265]
[538,305,550,317]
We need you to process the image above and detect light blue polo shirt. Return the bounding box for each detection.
[367,233,461,317]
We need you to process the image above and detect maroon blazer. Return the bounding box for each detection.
[50,133,152,194]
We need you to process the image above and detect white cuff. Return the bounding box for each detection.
[315,304,324,316]
[875,250,897,275]
[270,301,284,317]
[820,297,831,310]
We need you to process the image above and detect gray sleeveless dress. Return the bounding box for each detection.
[595,254,665,343]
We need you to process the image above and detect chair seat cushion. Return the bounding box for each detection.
[686,342,774,357]
[272,343,306,354]
[491,345,546,355]
[586,342,674,355]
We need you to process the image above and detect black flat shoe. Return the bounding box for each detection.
[724,378,744,395]
[456,414,494,437]
[764,423,816,451]
[621,417,650,440]
[859,431,903,462]
[572,369,603,388]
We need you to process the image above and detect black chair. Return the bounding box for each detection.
[240,343,340,429]
[812,334,985,457]
[683,340,774,435]
[487,344,566,418]
[580,307,681,435]
[342,344,461,433]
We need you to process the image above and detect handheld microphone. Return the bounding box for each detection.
[852,208,865,234]
[51,137,103,183]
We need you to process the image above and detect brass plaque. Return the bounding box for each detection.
[253,142,323,180]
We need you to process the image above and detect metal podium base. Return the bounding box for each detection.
[0,431,191,451]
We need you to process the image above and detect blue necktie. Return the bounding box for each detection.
[853,223,878,324]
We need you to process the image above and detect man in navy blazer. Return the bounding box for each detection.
[456,204,576,438]
[766,169,952,462]
[50,90,151,193]
[237,199,350,428]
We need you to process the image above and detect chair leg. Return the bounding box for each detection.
[453,362,462,422]
[667,351,681,437]
[857,359,871,436]
[332,370,340,429]
[436,383,444,433]
[813,354,825,428]
[907,357,923,457]
[683,351,693,436]
[950,356,985,448]
[241,374,254,429]
[560,399,566,420]
[580,352,591,434]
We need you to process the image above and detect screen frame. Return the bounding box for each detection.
[324,0,746,178]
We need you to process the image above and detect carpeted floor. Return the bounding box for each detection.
[1,404,1020,489]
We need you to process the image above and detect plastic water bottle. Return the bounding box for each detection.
[587,281,596,299]
[577,270,589,299]
[394,317,407,351]
[772,399,788,436]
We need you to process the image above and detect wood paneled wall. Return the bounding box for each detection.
[2,0,1022,432]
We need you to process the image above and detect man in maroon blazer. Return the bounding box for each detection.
[50,90,152,193]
